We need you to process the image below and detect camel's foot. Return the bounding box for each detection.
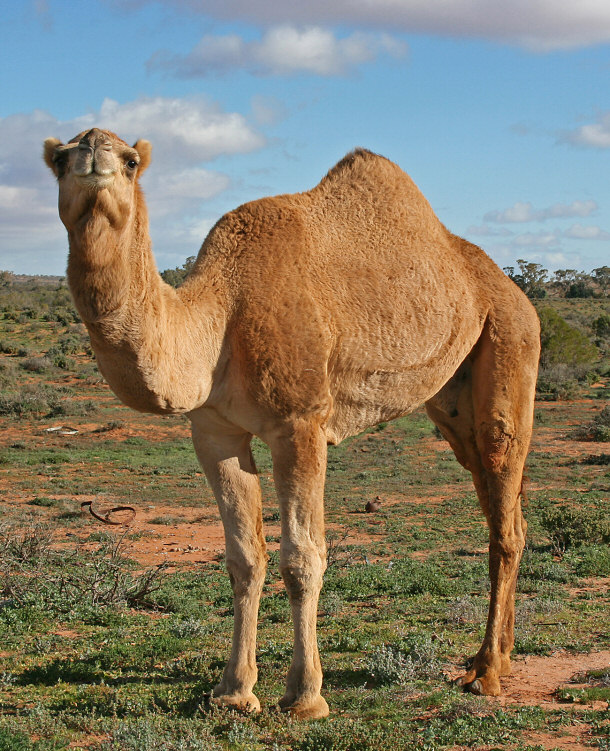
[279,693,329,720]
[455,669,501,696]
[210,685,261,714]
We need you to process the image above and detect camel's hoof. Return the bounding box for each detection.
[457,674,501,697]
[279,694,329,720]
[453,670,474,688]
[210,692,261,714]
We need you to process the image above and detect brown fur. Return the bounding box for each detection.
[44,129,540,718]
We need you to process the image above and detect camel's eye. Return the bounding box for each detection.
[126,159,138,170]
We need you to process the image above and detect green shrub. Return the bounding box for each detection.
[366,634,441,686]
[20,357,52,373]
[538,307,598,369]
[168,617,207,638]
[298,719,392,751]
[536,364,580,400]
[102,718,221,751]
[0,728,36,751]
[0,340,19,355]
[0,358,18,387]
[0,525,167,617]
[0,384,59,417]
[566,545,610,577]
[570,405,610,441]
[593,313,610,339]
[540,505,610,553]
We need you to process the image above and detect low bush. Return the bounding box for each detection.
[538,307,598,370]
[0,385,54,417]
[540,505,610,554]
[20,356,52,373]
[101,718,221,751]
[0,525,168,617]
[570,405,610,442]
[0,358,18,387]
[536,364,581,400]
[593,313,610,339]
[298,718,392,751]
[366,634,442,686]
[565,545,610,577]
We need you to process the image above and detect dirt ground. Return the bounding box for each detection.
[1,390,608,749]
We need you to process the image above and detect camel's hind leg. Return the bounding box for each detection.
[426,314,539,695]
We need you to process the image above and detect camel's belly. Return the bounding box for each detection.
[324,310,484,444]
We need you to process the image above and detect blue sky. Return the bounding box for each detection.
[1,0,609,276]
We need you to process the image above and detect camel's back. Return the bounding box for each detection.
[298,152,497,436]
[192,150,530,440]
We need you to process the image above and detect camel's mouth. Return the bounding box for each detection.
[74,172,116,190]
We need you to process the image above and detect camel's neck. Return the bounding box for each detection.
[66,190,224,414]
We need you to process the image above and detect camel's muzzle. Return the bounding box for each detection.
[74,129,116,178]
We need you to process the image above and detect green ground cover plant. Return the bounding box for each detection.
[0,275,608,749]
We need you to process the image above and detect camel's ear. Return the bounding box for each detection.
[43,137,63,176]
[133,140,152,174]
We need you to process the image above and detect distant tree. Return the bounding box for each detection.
[592,266,610,297]
[0,270,14,287]
[566,276,595,298]
[503,259,548,299]
[552,269,595,298]
[160,256,196,288]
[551,269,579,297]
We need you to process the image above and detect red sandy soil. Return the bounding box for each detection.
[1,395,608,750]
[446,651,610,750]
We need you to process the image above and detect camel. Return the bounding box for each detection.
[43,128,540,719]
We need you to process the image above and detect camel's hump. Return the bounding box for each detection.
[320,148,395,184]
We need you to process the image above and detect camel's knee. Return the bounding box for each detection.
[280,544,326,601]
[477,417,519,473]
[226,552,267,596]
[490,533,525,567]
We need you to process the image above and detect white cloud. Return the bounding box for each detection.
[563,223,610,240]
[480,217,610,273]
[542,251,578,267]
[466,224,513,237]
[512,230,561,247]
[560,111,610,149]
[484,199,598,224]
[94,97,264,162]
[144,167,231,220]
[484,201,538,223]
[121,0,610,51]
[0,96,264,274]
[149,26,407,78]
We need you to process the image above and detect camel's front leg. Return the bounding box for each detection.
[269,420,329,719]
[191,424,266,713]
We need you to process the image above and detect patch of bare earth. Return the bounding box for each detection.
[497,650,610,710]
[450,651,610,750]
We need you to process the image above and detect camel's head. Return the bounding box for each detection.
[43,128,152,230]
